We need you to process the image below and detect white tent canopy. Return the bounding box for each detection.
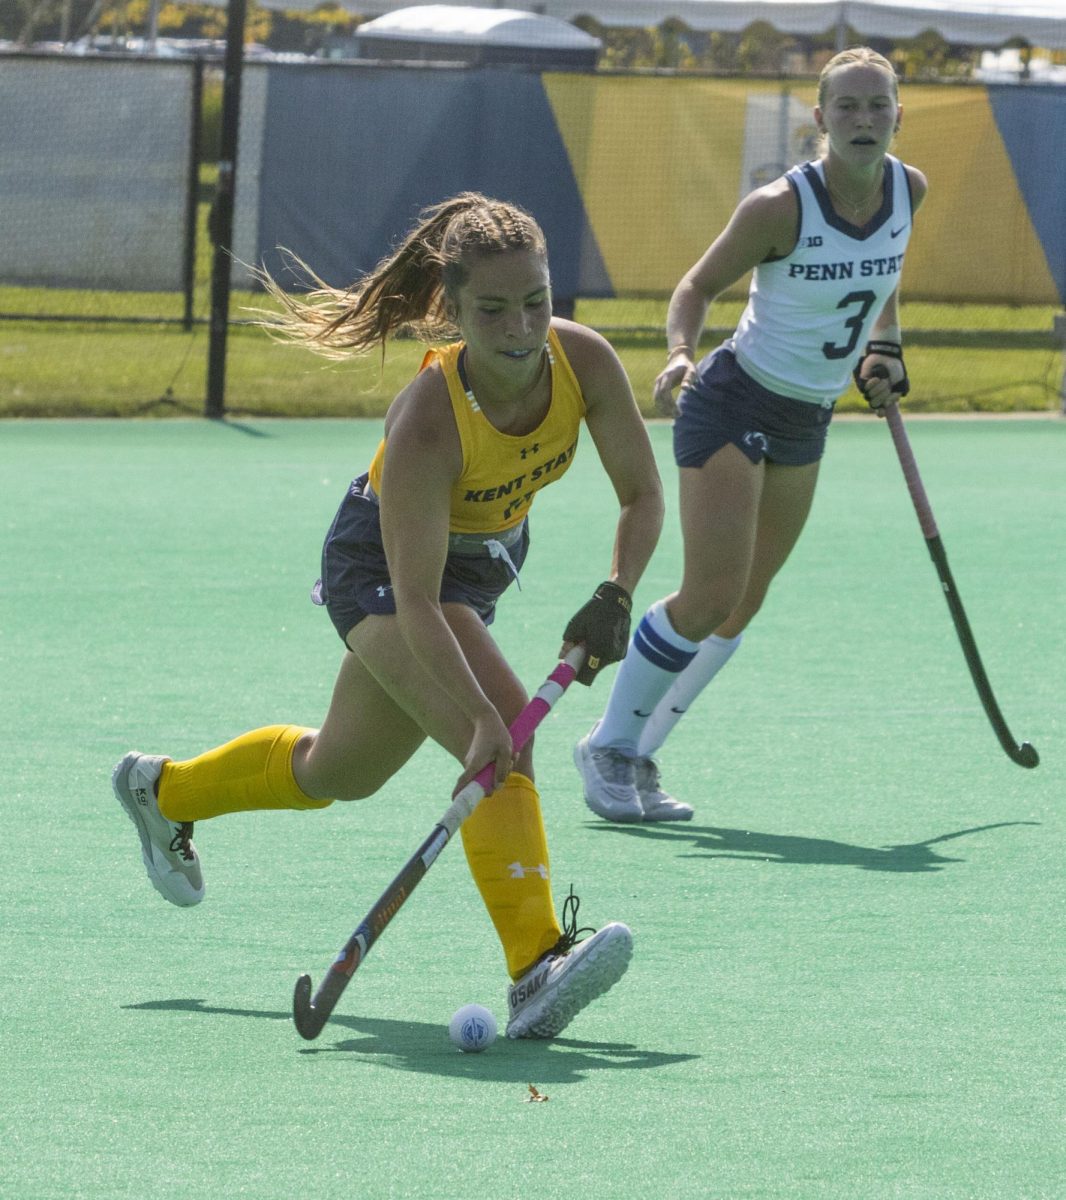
[355,5,602,48]
[339,1,1066,50]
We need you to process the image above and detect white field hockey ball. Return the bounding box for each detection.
[449,1003,497,1053]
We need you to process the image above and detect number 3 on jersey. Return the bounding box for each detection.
[822,290,876,360]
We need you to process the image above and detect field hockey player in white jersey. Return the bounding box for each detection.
[575,47,927,822]
[112,193,664,1037]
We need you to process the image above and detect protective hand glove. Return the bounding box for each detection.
[853,339,909,410]
[562,581,633,686]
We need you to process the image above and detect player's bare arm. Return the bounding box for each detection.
[553,319,664,597]
[655,182,798,413]
[379,371,513,780]
[860,167,928,408]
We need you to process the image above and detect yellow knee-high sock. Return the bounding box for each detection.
[157,725,333,822]
[460,772,561,980]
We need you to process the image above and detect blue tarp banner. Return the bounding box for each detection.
[256,64,611,301]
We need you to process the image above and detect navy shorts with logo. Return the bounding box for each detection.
[673,344,833,470]
[312,474,530,644]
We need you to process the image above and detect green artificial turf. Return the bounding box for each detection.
[1,418,1063,1199]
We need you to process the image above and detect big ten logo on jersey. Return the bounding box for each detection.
[800,235,824,248]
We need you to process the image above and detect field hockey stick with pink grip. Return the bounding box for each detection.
[881,393,1038,769]
[293,646,585,1040]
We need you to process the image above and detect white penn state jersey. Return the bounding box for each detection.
[732,154,913,405]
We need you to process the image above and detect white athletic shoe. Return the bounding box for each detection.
[635,757,694,822]
[112,751,204,907]
[573,732,643,823]
[506,908,633,1039]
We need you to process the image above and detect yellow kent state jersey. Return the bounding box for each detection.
[368,327,586,534]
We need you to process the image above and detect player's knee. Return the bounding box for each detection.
[298,748,386,802]
[323,773,383,802]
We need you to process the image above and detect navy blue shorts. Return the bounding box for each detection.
[673,345,833,470]
[312,474,530,643]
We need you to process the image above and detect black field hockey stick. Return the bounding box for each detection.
[292,646,585,1040]
[881,396,1038,768]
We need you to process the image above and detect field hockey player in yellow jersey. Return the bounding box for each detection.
[112,193,664,1039]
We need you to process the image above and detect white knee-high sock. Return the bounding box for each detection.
[590,599,701,753]
[636,632,742,757]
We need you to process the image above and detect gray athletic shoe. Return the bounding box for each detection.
[573,732,643,822]
[506,893,632,1038]
[112,751,204,907]
[635,757,694,822]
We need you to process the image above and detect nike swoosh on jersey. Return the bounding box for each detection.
[890,225,907,238]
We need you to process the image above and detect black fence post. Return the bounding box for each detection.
[205,0,247,420]
[182,57,204,333]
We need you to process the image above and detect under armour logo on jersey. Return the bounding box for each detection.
[509,861,549,879]
[519,443,541,459]
[743,431,769,453]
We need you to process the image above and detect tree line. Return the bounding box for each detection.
[1,0,1056,81]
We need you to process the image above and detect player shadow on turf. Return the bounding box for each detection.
[587,821,1040,873]
[123,998,698,1082]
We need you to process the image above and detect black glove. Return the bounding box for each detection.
[853,339,910,404]
[563,581,633,685]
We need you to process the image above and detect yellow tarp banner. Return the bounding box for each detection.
[543,75,1057,305]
